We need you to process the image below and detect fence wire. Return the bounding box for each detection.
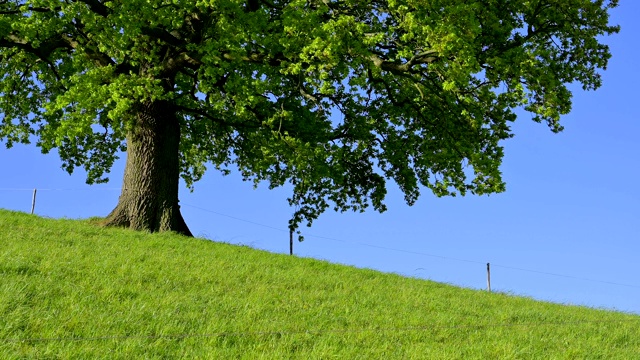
[2,187,640,291]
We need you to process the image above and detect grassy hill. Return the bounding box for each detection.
[0,209,638,359]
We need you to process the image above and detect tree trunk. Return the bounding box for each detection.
[103,100,192,236]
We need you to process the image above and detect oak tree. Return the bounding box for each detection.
[0,0,619,236]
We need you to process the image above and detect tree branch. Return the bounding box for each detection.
[0,6,58,14]
[140,26,187,48]
[72,0,112,17]
[368,49,438,74]
[0,33,71,61]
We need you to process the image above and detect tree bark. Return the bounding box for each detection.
[103,100,192,236]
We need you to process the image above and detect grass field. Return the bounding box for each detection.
[1,209,639,359]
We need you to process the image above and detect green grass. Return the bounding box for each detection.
[0,209,638,359]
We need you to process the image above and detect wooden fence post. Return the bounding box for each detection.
[31,188,37,215]
[289,229,293,255]
[487,262,491,292]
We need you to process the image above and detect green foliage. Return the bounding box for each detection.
[0,0,619,229]
[1,209,639,358]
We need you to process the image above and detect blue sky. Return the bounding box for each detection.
[1,3,639,314]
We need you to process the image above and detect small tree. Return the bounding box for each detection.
[0,0,619,236]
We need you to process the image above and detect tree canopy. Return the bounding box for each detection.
[0,0,619,235]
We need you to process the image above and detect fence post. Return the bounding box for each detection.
[487,262,491,292]
[31,188,37,215]
[289,229,293,255]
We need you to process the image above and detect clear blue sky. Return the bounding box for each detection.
[2,3,638,314]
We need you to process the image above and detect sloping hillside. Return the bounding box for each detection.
[0,209,638,359]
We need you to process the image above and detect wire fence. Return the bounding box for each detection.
[1,187,640,344]
[2,187,640,291]
[180,202,640,290]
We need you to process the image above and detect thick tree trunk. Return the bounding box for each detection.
[103,100,192,236]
